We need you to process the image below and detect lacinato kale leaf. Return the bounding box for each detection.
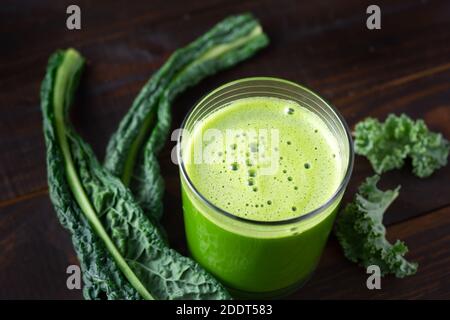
[104,13,269,221]
[354,114,449,177]
[335,175,418,278]
[41,50,140,300]
[41,48,231,300]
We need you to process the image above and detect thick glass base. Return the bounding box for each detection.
[226,272,313,300]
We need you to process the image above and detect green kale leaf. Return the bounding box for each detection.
[335,175,418,278]
[354,114,449,177]
[41,48,231,300]
[104,13,269,221]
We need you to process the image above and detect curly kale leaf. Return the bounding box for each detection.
[41,48,231,300]
[335,175,418,278]
[354,114,449,178]
[104,13,269,221]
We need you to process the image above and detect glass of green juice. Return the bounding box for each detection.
[177,77,353,298]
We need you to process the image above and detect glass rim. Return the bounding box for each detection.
[177,77,354,226]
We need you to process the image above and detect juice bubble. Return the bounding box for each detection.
[230,162,239,171]
[285,107,295,115]
[249,142,258,153]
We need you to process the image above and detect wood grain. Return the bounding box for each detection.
[0,194,81,299]
[0,0,449,299]
[292,205,450,299]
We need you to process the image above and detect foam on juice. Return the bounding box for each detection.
[184,97,343,222]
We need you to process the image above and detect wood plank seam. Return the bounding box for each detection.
[336,62,450,105]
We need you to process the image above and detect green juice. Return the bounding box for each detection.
[180,95,347,297]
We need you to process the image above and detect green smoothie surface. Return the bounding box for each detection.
[184,97,343,222]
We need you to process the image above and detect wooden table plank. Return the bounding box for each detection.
[291,205,450,299]
[0,0,449,299]
[0,193,81,299]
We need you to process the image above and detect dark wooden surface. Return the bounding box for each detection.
[1,0,449,299]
